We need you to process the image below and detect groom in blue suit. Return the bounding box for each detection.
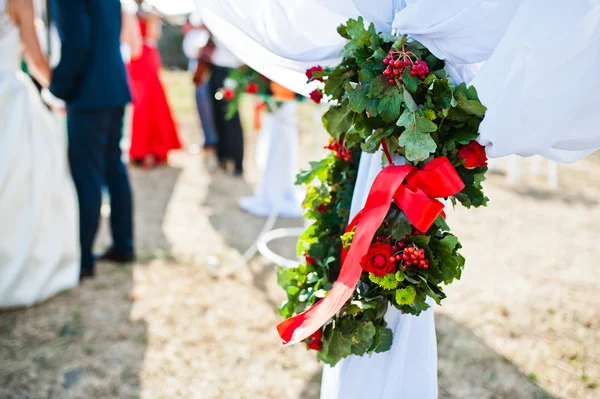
[50,0,135,278]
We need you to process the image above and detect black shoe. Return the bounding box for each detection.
[79,268,95,280]
[232,168,243,177]
[97,249,135,264]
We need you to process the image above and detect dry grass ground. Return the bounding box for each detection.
[0,71,598,399]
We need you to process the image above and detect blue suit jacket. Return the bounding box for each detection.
[49,0,132,110]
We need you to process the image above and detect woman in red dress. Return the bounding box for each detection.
[128,4,181,168]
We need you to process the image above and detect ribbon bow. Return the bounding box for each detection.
[277,156,464,346]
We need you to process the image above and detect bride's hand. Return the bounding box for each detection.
[41,89,66,114]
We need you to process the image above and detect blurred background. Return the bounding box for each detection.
[1,4,599,399]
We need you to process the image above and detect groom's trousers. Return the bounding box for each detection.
[67,107,134,273]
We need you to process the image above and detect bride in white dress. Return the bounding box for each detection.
[0,0,79,308]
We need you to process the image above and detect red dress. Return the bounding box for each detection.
[128,18,181,163]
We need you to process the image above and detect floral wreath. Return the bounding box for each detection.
[277,18,489,366]
[219,66,305,122]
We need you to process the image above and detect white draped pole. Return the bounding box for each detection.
[239,101,303,218]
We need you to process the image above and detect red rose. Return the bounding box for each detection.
[306,329,323,351]
[246,82,259,94]
[222,88,235,101]
[309,89,323,104]
[306,65,324,81]
[360,242,395,277]
[458,141,488,168]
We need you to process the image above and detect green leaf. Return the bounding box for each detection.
[323,104,354,139]
[337,23,350,39]
[345,130,363,147]
[454,83,487,117]
[397,111,438,162]
[359,62,380,82]
[377,89,403,122]
[397,110,437,133]
[444,128,480,147]
[276,266,296,289]
[389,211,412,241]
[350,322,377,356]
[319,328,353,366]
[380,33,397,43]
[347,83,370,113]
[374,327,393,353]
[432,69,448,79]
[384,136,400,154]
[440,235,459,251]
[460,185,488,207]
[323,68,352,100]
[424,282,446,305]
[352,112,370,135]
[366,99,380,117]
[399,128,436,162]
[407,235,431,248]
[430,234,463,283]
[403,88,418,112]
[296,223,316,256]
[370,48,388,63]
[367,75,390,98]
[361,127,394,153]
[412,295,431,313]
[434,215,450,231]
[430,79,453,109]
[400,69,422,93]
[295,156,334,185]
[341,17,375,56]
[392,36,407,49]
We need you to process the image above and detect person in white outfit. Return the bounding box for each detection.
[0,0,80,308]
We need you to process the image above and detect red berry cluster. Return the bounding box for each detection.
[306,329,323,351]
[324,140,352,162]
[382,49,429,85]
[387,241,430,270]
[410,60,429,80]
[316,203,327,213]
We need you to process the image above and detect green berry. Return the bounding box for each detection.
[369,273,399,290]
[423,109,437,121]
[395,270,406,282]
[396,286,417,305]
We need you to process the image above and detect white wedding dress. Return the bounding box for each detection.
[193,0,600,397]
[0,4,80,308]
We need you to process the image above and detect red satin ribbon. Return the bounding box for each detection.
[276,156,464,345]
[254,101,266,130]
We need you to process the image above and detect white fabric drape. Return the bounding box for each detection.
[195,1,357,94]
[195,0,600,163]
[239,101,303,218]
